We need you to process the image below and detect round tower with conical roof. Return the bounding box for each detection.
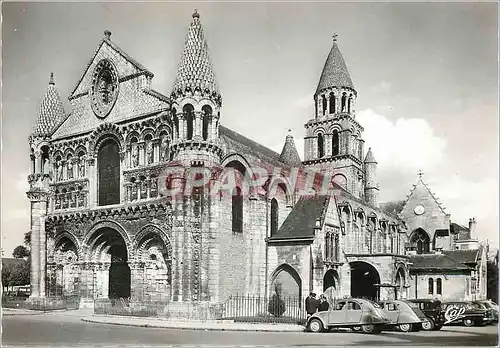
[27,72,66,300]
[169,10,223,167]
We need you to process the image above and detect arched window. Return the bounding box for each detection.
[411,229,431,254]
[232,187,243,233]
[428,278,434,295]
[334,233,340,262]
[317,133,324,158]
[332,130,340,156]
[183,104,194,140]
[172,109,179,140]
[341,93,347,112]
[322,95,327,115]
[270,198,279,236]
[436,278,442,295]
[329,93,336,114]
[202,105,212,141]
[98,138,120,206]
[348,94,353,113]
[41,146,50,174]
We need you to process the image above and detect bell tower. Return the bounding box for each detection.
[169,10,223,168]
[27,73,66,300]
[303,35,367,199]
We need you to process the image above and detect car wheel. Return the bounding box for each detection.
[463,319,475,327]
[308,318,324,333]
[399,324,412,332]
[351,326,362,332]
[361,324,376,334]
[421,317,435,331]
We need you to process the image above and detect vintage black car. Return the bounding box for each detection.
[442,301,492,327]
[407,299,445,331]
[473,300,499,324]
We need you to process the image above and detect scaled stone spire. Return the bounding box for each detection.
[32,73,66,137]
[171,10,221,101]
[279,130,302,166]
[316,35,354,95]
[364,147,377,163]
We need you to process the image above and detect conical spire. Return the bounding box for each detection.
[364,147,377,163]
[171,10,221,101]
[316,35,354,95]
[32,73,66,137]
[279,130,302,166]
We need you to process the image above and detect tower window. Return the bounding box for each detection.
[270,198,279,237]
[332,130,339,156]
[172,109,179,140]
[341,93,347,112]
[317,133,324,158]
[436,278,442,295]
[329,93,336,114]
[232,187,243,233]
[322,95,327,115]
[183,104,194,140]
[428,278,434,295]
[202,105,212,141]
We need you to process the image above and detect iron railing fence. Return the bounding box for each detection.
[1,295,80,311]
[221,294,307,324]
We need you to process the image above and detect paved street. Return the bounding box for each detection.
[2,310,498,347]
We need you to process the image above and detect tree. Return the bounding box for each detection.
[2,264,13,291]
[268,282,286,317]
[24,231,31,247]
[13,245,30,259]
[487,260,498,303]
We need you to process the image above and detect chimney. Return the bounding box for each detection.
[468,217,477,238]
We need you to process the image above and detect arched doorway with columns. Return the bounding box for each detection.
[323,269,340,303]
[349,261,380,301]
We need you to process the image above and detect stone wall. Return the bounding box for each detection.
[409,272,473,302]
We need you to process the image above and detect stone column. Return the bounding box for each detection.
[129,262,145,301]
[324,134,332,157]
[153,139,160,163]
[27,190,49,300]
[138,142,145,166]
[326,94,330,115]
[345,129,353,155]
[87,157,96,207]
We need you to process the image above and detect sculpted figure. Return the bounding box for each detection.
[67,160,73,180]
[146,141,154,164]
[78,157,85,177]
[160,137,169,162]
[57,161,64,181]
[132,145,139,167]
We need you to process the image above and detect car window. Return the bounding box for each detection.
[405,301,419,309]
[335,301,346,310]
[346,301,361,310]
[386,303,398,311]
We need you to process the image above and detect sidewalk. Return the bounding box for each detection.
[82,314,306,332]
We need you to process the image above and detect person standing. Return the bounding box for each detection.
[319,294,330,312]
[305,292,319,318]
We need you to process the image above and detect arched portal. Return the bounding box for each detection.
[323,269,340,302]
[98,138,120,206]
[270,264,302,300]
[48,235,79,297]
[89,227,130,299]
[395,267,406,300]
[350,261,380,301]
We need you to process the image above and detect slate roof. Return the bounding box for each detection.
[408,253,473,271]
[450,222,471,240]
[219,125,285,167]
[316,39,355,95]
[171,10,220,99]
[268,195,330,241]
[32,73,66,137]
[279,131,302,166]
[443,249,479,264]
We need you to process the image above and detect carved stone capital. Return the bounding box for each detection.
[27,189,50,202]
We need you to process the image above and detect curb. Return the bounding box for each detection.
[81,317,307,332]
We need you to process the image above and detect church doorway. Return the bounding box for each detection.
[349,261,380,301]
[88,227,131,299]
[270,264,302,300]
[323,269,340,302]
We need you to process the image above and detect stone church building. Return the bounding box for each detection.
[26,11,485,309]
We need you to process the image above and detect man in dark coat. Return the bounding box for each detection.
[318,294,330,312]
[305,292,319,317]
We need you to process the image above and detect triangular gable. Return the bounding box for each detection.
[70,37,153,98]
[52,36,169,139]
[400,178,447,218]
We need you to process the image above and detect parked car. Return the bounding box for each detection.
[442,301,492,327]
[472,300,499,324]
[379,300,426,332]
[407,299,445,331]
[306,298,392,334]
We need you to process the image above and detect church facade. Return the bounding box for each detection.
[26,11,484,309]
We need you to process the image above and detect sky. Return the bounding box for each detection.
[1,2,498,256]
